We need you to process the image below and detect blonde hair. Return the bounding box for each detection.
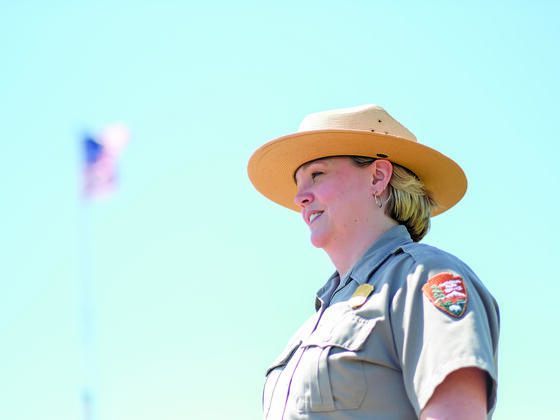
[350,156,436,242]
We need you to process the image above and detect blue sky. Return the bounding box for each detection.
[1,1,559,419]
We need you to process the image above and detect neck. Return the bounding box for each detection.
[325,217,398,280]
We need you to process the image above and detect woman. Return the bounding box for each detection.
[248,104,499,420]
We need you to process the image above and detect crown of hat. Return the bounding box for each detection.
[298,104,417,141]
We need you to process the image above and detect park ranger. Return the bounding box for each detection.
[248,104,499,420]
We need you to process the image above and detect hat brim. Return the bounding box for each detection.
[248,130,467,217]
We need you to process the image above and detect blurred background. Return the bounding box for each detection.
[1,1,558,419]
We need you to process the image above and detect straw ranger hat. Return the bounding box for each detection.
[247,104,467,216]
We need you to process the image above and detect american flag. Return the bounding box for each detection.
[82,124,129,199]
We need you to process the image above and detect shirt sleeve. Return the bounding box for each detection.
[389,250,500,417]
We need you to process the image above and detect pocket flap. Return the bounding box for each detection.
[302,313,378,351]
[265,339,302,376]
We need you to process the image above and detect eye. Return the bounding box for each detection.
[311,171,323,180]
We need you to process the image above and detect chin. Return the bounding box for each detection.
[309,231,330,249]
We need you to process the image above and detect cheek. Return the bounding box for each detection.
[338,189,371,225]
[317,176,370,218]
[314,184,339,204]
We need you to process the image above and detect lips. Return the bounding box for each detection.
[306,210,324,225]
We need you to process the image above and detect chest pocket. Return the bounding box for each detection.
[262,338,301,417]
[294,310,379,413]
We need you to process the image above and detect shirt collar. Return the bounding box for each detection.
[315,271,340,311]
[315,225,413,310]
[349,224,413,285]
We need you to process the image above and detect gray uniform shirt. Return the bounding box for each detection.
[263,225,499,420]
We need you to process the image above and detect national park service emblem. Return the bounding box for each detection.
[422,272,468,318]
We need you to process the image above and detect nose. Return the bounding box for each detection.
[294,189,314,208]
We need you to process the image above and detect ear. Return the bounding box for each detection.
[369,159,393,194]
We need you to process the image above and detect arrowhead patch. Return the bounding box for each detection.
[422,272,468,318]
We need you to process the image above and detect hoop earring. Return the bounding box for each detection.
[374,193,383,208]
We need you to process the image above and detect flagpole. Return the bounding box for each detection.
[78,160,96,420]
